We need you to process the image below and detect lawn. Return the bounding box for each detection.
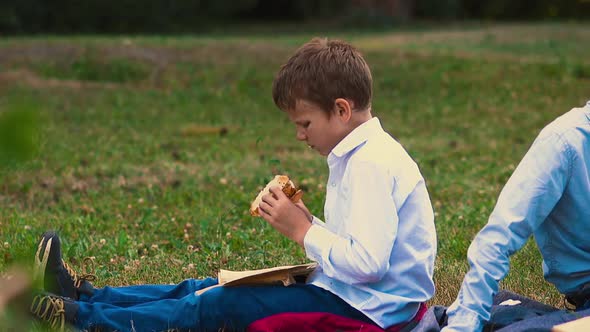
[1,22,589,328]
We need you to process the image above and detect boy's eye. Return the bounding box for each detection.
[302,122,310,128]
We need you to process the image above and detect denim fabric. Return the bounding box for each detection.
[75,279,374,332]
[411,305,447,332]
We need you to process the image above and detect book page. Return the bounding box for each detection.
[219,263,317,286]
[194,263,317,296]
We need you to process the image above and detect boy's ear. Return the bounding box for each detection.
[333,98,352,122]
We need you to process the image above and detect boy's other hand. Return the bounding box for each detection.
[294,200,312,222]
[259,186,312,247]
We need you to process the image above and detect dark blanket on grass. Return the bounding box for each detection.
[412,290,590,332]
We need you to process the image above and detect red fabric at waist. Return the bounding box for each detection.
[247,302,428,332]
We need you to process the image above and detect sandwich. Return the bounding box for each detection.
[250,175,303,217]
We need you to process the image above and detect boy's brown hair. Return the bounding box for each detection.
[272,37,373,114]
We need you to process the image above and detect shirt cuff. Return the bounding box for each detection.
[444,308,485,332]
[304,222,337,264]
[310,215,324,227]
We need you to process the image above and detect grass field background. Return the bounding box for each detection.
[1,22,590,327]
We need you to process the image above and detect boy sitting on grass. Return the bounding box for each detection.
[27,37,437,331]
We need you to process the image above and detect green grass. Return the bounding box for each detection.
[35,56,150,83]
[1,22,590,329]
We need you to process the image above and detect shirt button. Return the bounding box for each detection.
[331,182,336,187]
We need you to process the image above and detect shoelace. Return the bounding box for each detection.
[30,294,65,331]
[63,257,97,288]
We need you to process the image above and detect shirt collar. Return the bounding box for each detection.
[329,117,382,159]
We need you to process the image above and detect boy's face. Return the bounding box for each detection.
[286,99,349,156]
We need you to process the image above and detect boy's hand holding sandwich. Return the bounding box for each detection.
[250,175,312,247]
[258,186,312,247]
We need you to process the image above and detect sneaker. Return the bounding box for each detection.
[29,292,77,331]
[34,231,95,300]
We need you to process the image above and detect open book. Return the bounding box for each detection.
[195,263,317,295]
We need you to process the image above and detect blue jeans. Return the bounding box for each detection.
[75,278,374,332]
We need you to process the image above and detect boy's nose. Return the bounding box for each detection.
[296,130,306,141]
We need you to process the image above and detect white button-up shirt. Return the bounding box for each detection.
[304,117,437,328]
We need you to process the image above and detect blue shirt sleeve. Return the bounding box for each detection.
[443,131,573,332]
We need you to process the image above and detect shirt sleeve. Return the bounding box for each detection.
[304,161,398,284]
[444,131,573,332]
